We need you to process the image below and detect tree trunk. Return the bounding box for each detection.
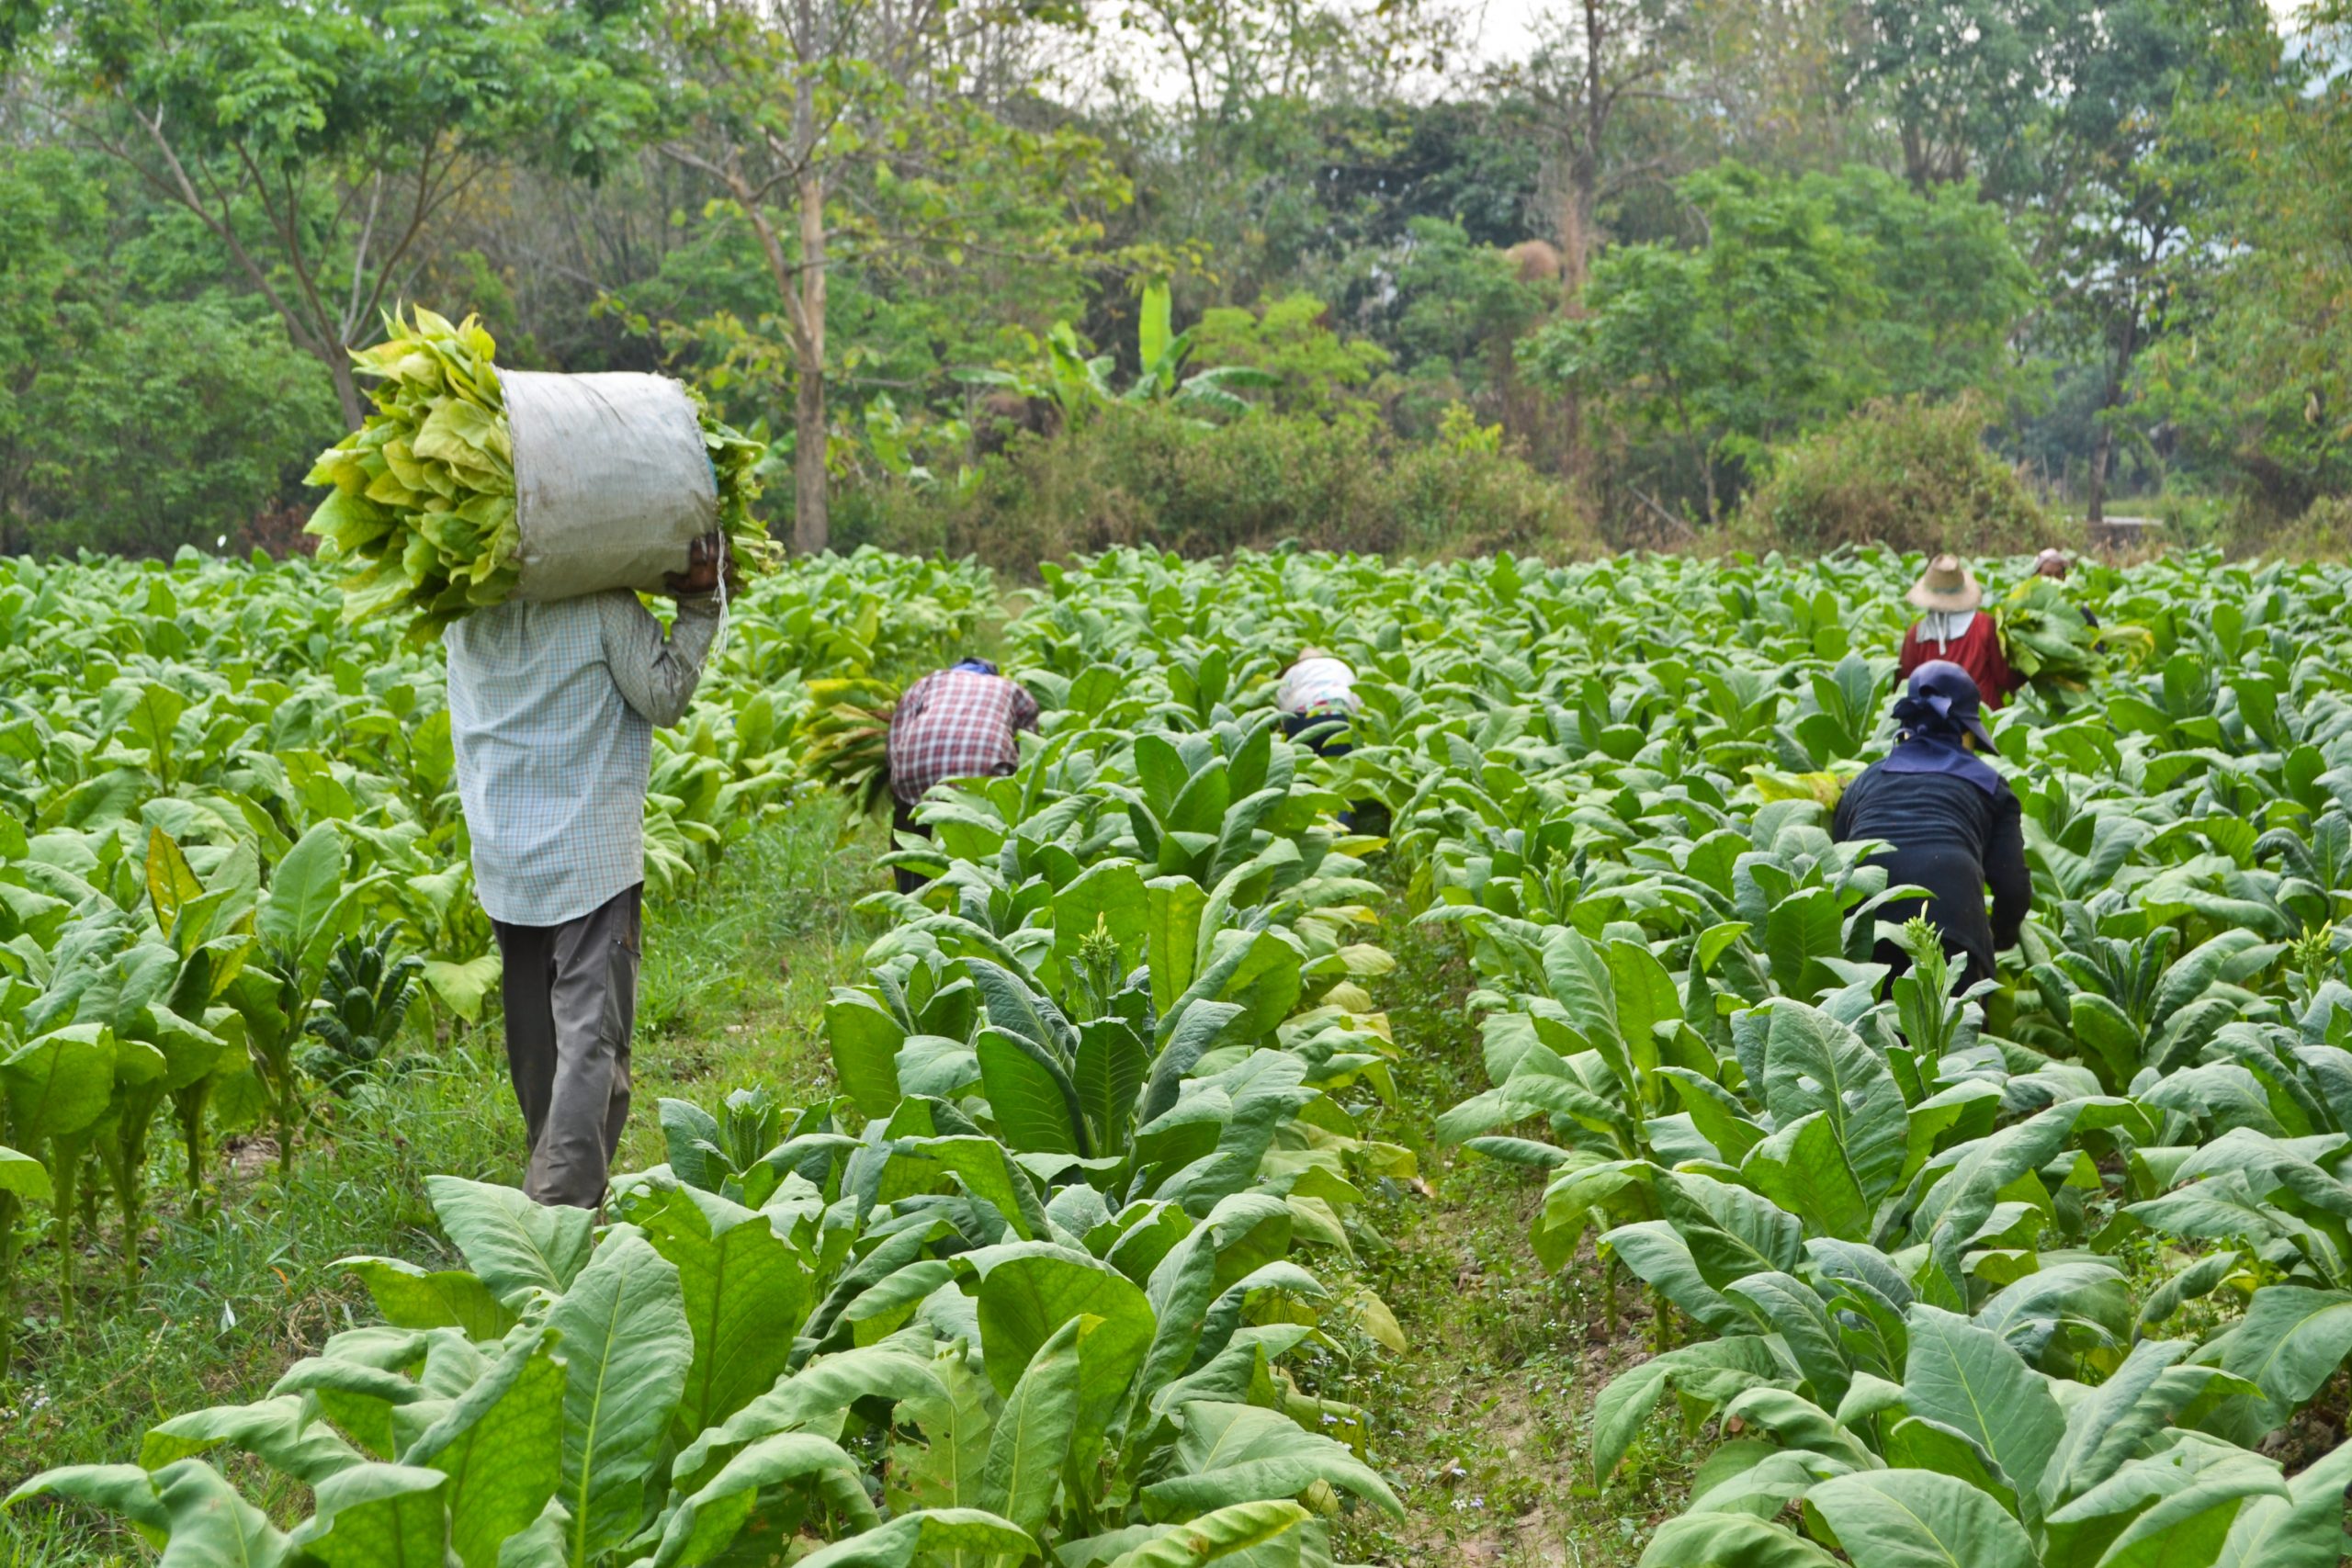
[2085,313,2141,527]
[1555,177,1594,479]
[2086,421,2113,527]
[791,174,830,556]
[328,351,366,431]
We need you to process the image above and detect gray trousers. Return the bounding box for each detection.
[492,884,641,1208]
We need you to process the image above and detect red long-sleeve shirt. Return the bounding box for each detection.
[1898,614,2017,708]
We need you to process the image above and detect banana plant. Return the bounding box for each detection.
[957,280,1279,427]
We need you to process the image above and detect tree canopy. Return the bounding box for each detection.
[0,0,2343,555]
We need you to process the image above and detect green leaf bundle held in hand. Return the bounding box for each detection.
[304,307,777,637]
[1993,575,2150,687]
[796,676,900,818]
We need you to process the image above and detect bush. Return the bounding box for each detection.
[3,296,338,558]
[2229,492,2352,561]
[1731,397,2058,557]
[834,403,1600,571]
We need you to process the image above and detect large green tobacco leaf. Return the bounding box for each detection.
[401,1328,566,1568]
[1637,1511,1840,1566]
[826,990,908,1120]
[1756,1000,1905,1204]
[1134,1195,1288,1403]
[1592,1336,1789,1482]
[967,1245,1155,1402]
[2035,1337,2202,1511]
[140,1395,365,1485]
[1657,1171,1806,1292]
[651,1432,874,1568]
[1139,1401,1402,1520]
[48,1460,293,1568]
[5,1464,172,1533]
[676,1332,951,1482]
[2214,1285,2352,1430]
[544,1229,694,1563]
[631,1183,813,1435]
[1804,1469,2036,1568]
[977,1027,1087,1155]
[2042,1435,2289,1568]
[4,1023,118,1138]
[256,821,346,972]
[284,1463,451,1568]
[1724,1271,1850,1407]
[1601,1221,1747,1336]
[966,958,1072,1058]
[1741,1111,1874,1240]
[1091,1499,1317,1567]
[1900,1306,2064,1516]
[1074,1019,1150,1153]
[1147,877,1207,1015]
[791,1508,1035,1568]
[424,1177,594,1305]
[978,1314,1088,1540]
[2214,1430,2352,1566]
[339,1256,520,1342]
[892,1348,998,1515]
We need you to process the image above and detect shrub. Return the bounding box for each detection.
[1732,396,2058,556]
[2229,491,2352,560]
[833,403,1600,571]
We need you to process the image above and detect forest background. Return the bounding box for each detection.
[3,0,2349,569]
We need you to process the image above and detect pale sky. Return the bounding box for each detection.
[1462,0,2313,67]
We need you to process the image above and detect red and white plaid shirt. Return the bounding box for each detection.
[888,670,1041,804]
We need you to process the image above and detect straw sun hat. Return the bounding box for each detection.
[1906,554,1982,613]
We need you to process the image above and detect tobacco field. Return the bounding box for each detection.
[6,543,2352,1567]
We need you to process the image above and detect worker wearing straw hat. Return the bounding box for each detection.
[1897,554,2018,707]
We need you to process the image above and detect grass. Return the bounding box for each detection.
[1317,914,1689,1568]
[2,797,1685,1568]
[2,793,884,1562]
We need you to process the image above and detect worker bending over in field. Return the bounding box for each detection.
[1898,555,2017,705]
[1276,647,1359,755]
[2035,547,2101,635]
[887,659,1040,894]
[447,533,729,1210]
[1832,662,2031,989]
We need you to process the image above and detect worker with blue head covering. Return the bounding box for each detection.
[1832,661,2032,990]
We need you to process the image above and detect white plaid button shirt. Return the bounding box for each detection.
[446,591,719,927]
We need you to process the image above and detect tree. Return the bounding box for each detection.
[2027,0,2271,522]
[2133,3,2352,512]
[1857,0,2070,194]
[1499,0,1711,292]
[1520,162,2032,525]
[653,0,1129,554]
[0,146,335,555]
[17,0,652,428]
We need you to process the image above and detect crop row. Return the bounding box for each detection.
[0,547,993,1351]
[6,553,1421,1567]
[1018,546,2352,1565]
[14,543,2352,1568]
